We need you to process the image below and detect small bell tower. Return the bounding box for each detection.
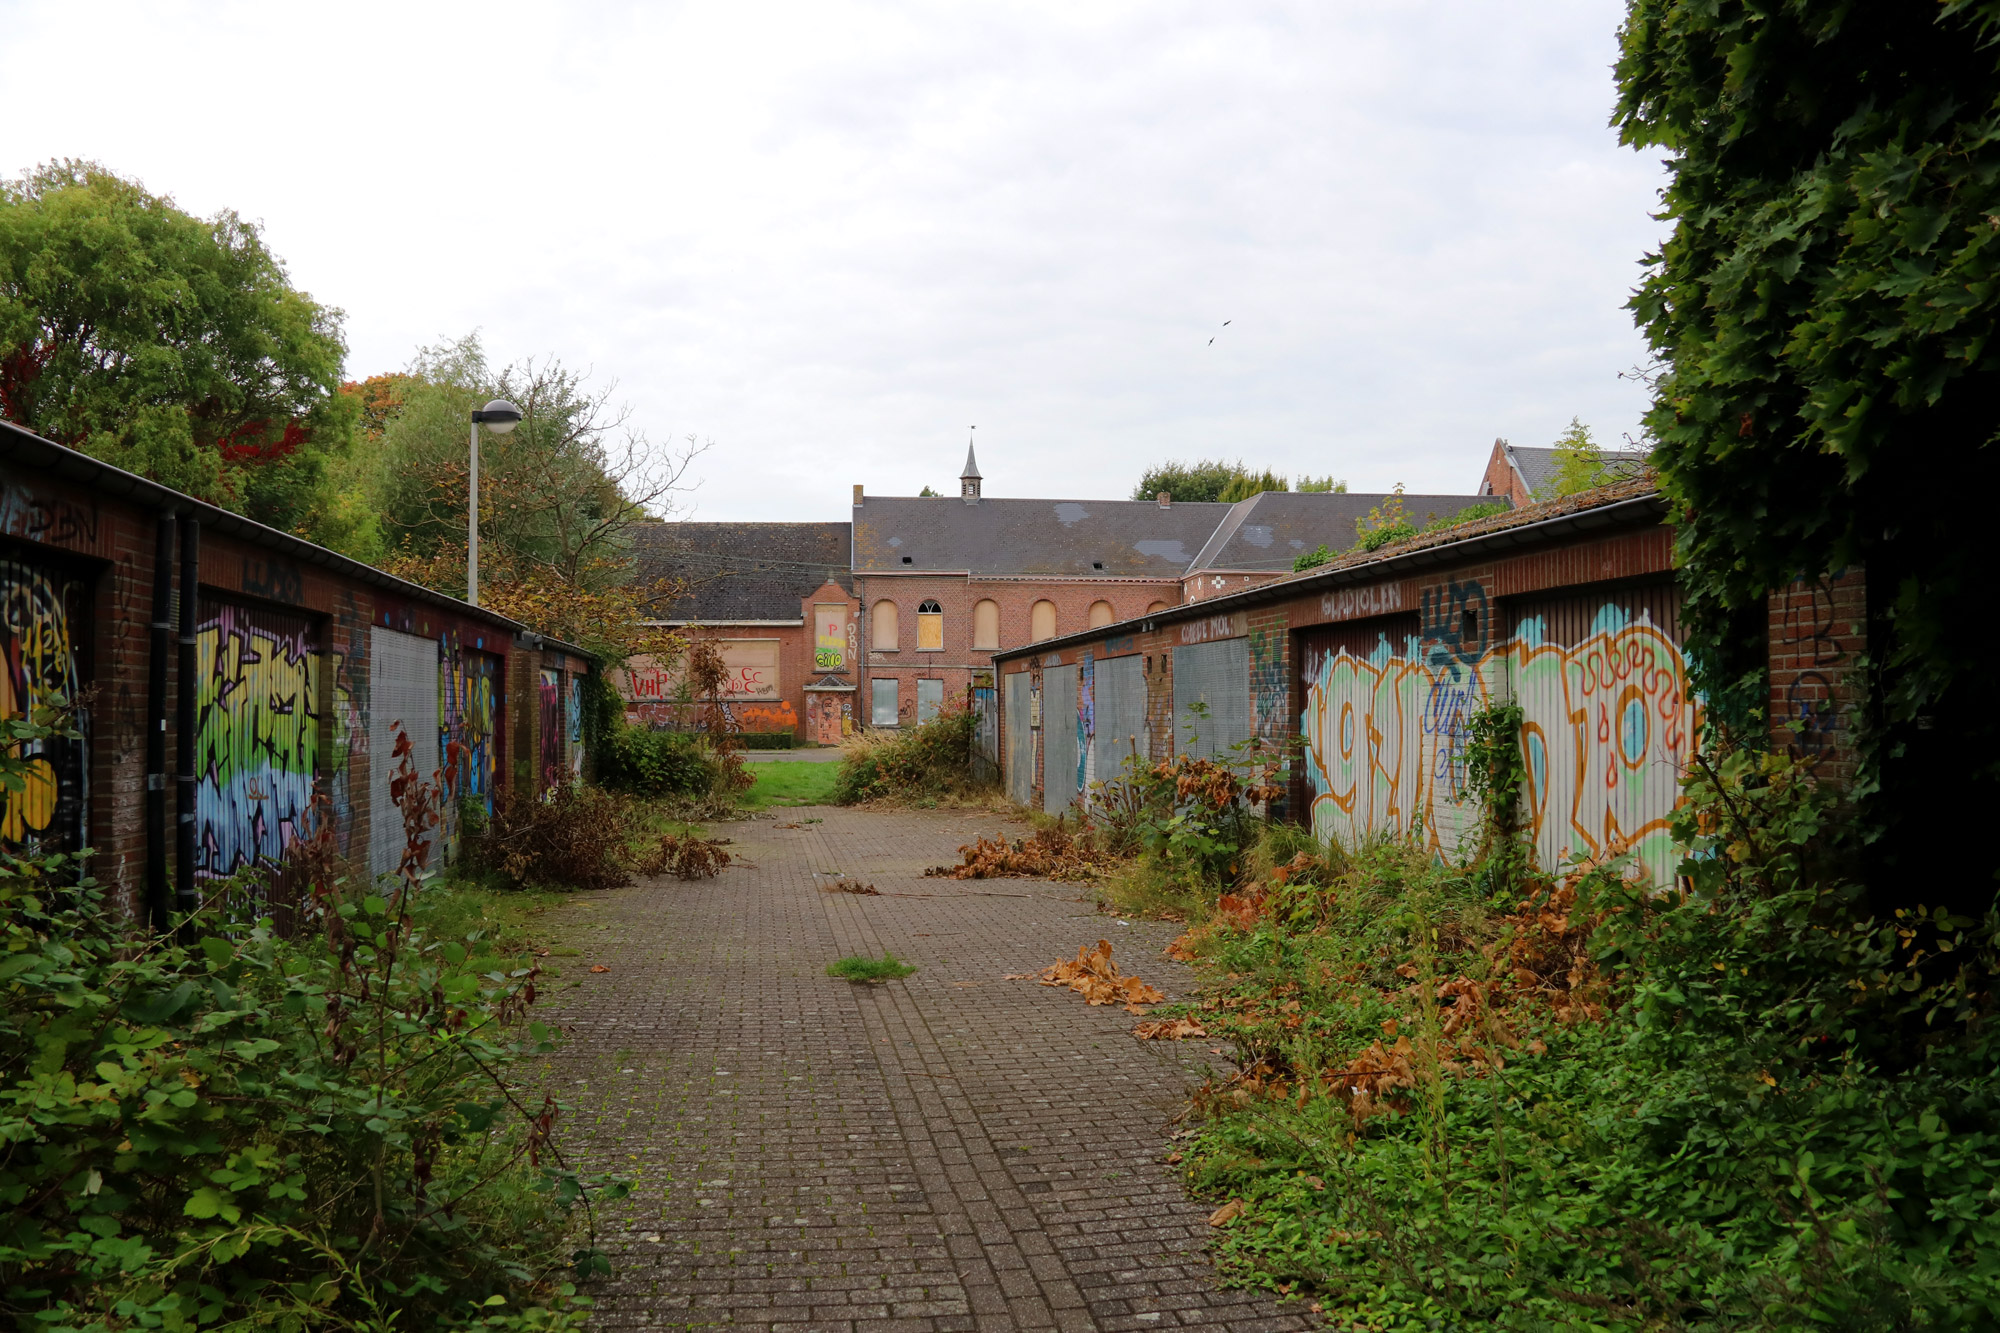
[960,430,982,503]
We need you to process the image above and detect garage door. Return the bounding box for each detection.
[370,626,440,883]
[1089,655,1146,799]
[1172,638,1249,762]
[1042,665,1079,815]
[1005,671,1034,806]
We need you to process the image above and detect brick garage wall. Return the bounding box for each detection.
[1,440,548,927]
[1767,570,1867,784]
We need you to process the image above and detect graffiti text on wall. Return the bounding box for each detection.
[1319,584,1404,623]
[1303,604,1696,887]
[0,559,87,848]
[195,602,320,878]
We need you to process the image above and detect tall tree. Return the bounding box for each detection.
[1130,458,1245,503]
[367,335,704,663]
[1537,417,1608,499]
[0,161,355,533]
[1614,0,2000,895]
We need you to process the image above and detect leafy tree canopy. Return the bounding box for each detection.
[0,160,356,536]
[1133,460,1347,503]
[1614,0,2000,892]
[1536,417,1611,499]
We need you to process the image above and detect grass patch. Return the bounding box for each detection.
[825,953,916,982]
[741,759,843,809]
[413,877,571,966]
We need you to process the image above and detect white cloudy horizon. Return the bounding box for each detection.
[0,1,1666,519]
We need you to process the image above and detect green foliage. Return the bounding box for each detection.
[1131,458,1247,503]
[1093,728,1287,915]
[1462,700,1528,885]
[825,954,916,982]
[470,784,656,892]
[1291,545,1333,573]
[0,711,621,1331]
[596,727,724,801]
[1218,469,1288,503]
[1173,745,2000,1330]
[739,761,842,810]
[1422,500,1508,532]
[1535,416,1608,499]
[1294,475,1346,493]
[735,731,797,750]
[1611,2,2000,824]
[917,485,940,497]
[0,160,357,539]
[1352,485,1415,552]
[833,703,985,805]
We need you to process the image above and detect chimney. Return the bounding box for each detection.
[853,483,864,507]
[1156,491,1171,508]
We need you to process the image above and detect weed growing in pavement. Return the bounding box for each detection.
[834,701,994,806]
[825,954,917,982]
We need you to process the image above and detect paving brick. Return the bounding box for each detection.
[545,805,1313,1330]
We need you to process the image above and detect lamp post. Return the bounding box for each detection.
[467,398,523,605]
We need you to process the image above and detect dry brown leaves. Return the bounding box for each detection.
[1029,938,1165,1013]
[636,834,733,881]
[924,825,1106,882]
[821,878,880,895]
[1132,1015,1208,1040]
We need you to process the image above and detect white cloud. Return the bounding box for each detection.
[0,0,1664,516]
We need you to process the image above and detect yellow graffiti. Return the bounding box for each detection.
[0,563,80,845]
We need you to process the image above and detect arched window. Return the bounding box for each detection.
[917,599,943,650]
[1088,600,1115,628]
[1145,600,1169,615]
[1030,600,1057,642]
[871,599,899,651]
[972,599,1000,650]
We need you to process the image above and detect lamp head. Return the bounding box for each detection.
[473,399,523,434]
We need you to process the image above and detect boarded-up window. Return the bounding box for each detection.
[1146,600,1169,614]
[1031,600,1057,641]
[871,599,898,651]
[972,599,1000,650]
[1088,600,1115,628]
[814,603,848,670]
[917,599,943,650]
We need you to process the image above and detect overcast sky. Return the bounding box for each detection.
[0,1,1664,519]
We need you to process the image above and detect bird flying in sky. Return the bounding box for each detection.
[1208,320,1232,346]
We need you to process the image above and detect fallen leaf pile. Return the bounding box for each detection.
[924,825,1106,882]
[636,834,733,881]
[1030,939,1165,1014]
[1132,1015,1208,1040]
[821,878,880,895]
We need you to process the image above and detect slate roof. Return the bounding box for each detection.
[632,521,853,622]
[851,496,1236,578]
[1500,444,1649,500]
[1186,491,1504,574]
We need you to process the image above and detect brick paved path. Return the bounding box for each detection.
[544,805,1310,1333]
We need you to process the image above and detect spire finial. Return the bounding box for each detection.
[961,427,982,502]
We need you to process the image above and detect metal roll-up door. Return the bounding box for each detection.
[370,626,441,882]
[1294,616,1423,852]
[1090,655,1146,798]
[1171,638,1249,761]
[1042,665,1079,814]
[194,599,322,882]
[1005,671,1034,806]
[1507,581,1692,889]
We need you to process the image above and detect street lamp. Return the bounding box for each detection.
[467,398,522,606]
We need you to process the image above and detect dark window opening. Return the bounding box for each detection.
[901,555,913,564]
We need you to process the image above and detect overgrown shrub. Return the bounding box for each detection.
[596,726,722,800]
[833,703,986,805]
[472,784,645,891]
[1168,745,2000,1330]
[0,713,623,1332]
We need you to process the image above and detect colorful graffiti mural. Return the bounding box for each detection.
[441,645,500,810]
[193,601,320,879]
[0,558,88,849]
[1301,589,1697,886]
[539,668,563,791]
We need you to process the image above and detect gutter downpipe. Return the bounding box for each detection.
[175,519,200,936]
[144,512,176,933]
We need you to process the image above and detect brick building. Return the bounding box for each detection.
[850,446,1493,728]
[623,521,858,744]
[0,419,596,929]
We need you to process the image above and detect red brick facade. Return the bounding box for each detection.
[1767,569,1868,784]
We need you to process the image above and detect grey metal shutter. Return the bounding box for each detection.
[369,627,440,884]
[916,678,944,723]
[871,677,899,726]
[1005,672,1034,806]
[1172,638,1249,761]
[1090,655,1146,798]
[1041,665,1079,815]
